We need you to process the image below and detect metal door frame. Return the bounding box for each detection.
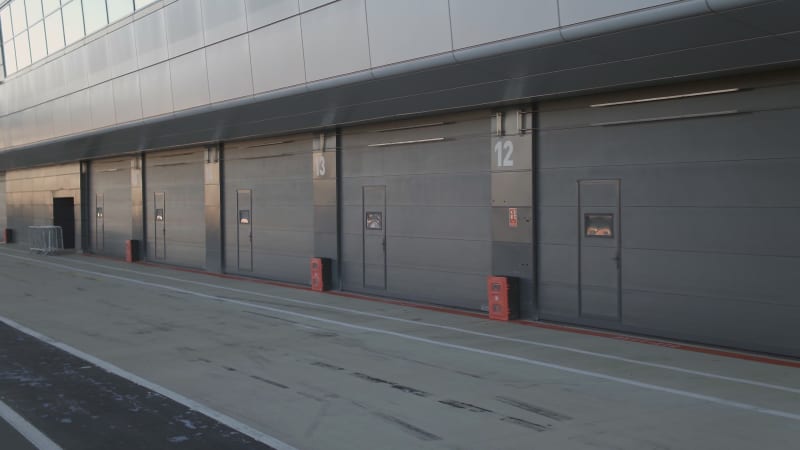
[236,189,253,272]
[95,193,104,251]
[362,185,387,289]
[154,191,166,260]
[577,179,622,320]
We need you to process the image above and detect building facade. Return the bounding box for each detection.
[0,0,799,358]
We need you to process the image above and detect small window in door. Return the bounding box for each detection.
[365,212,382,230]
[155,208,165,222]
[239,210,251,224]
[585,214,613,238]
[96,207,104,218]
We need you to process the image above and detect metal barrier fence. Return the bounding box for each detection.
[28,226,64,255]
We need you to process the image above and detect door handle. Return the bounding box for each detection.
[613,253,621,268]
[382,237,386,251]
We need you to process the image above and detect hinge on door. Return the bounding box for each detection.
[517,111,534,135]
[495,112,504,137]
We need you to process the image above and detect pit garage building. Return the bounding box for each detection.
[0,0,798,358]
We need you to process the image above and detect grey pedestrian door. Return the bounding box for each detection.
[578,180,621,320]
[154,192,166,260]
[95,193,104,251]
[237,189,253,272]
[363,186,386,289]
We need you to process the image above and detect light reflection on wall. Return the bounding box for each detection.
[0,0,159,77]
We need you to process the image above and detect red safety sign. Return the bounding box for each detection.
[508,208,518,228]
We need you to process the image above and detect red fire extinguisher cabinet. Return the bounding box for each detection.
[311,257,332,292]
[487,276,520,321]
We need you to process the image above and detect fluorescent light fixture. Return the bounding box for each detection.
[590,110,741,127]
[367,137,446,148]
[590,88,740,108]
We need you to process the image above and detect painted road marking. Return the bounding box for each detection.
[0,305,296,449]
[21,250,800,396]
[1,252,799,422]
[0,399,63,450]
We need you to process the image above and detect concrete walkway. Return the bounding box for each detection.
[0,246,798,449]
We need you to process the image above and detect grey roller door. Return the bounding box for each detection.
[223,137,313,284]
[341,111,492,310]
[537,77,800,357]
[89,158,132,258]
[145,149,205,268]
[0,172,6,232]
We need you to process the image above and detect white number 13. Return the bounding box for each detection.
[494,140,514,167]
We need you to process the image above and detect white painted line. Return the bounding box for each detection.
[0,317,297,450]
[27,250,800,396]
[2,251,800,422]
[0,399,63,450]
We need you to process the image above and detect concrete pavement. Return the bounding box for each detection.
[0,245,798,449]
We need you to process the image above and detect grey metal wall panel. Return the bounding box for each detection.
[135,8,168,69]
[4,164,82,248]
[249,17,306,93]
[558,0,681,26]
[113,72,144,124]
[34,104,55,143]
[622,287,799,357]
[711,0,800,35]
[169,49,210,111]
[89,81,116,130]
[68,90,92,136]
[0,118,8,149]
[301,0,371,81]
[201,0,247,45]
[449,0,559,49]
[223,136,314,284]
[42,59,66,105]
[145,148,206,268]
[164,0,205,58]
[86,38,111,87]
[0,173,6,232]
[365,0,452,67]
[299,0,335,12]
[244,0,299,30]
[139,61,174,118]
[107,24,137,78]
[537,80,800,357]
[205,35,254,103]
[89,158,133,258]
[341,111,491,309]
[204,147,223,272]
[62,46,89,94]
[0,85,7,117]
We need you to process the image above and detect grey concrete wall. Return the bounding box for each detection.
[340,111,492,309]
[537,76,800,357]
[4,163,81,248]
[222,135,314,285]
[89,157,133,259]
[0,0,780,152]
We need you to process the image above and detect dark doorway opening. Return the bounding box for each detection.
[53,197,76,249]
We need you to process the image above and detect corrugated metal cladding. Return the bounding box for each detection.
[537,74,800,357]
[144,148,205,269]
[223,136,314,284]
[341,111,492,309]
[89,158,133,259]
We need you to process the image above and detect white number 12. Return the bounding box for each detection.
[494,140,514,167]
